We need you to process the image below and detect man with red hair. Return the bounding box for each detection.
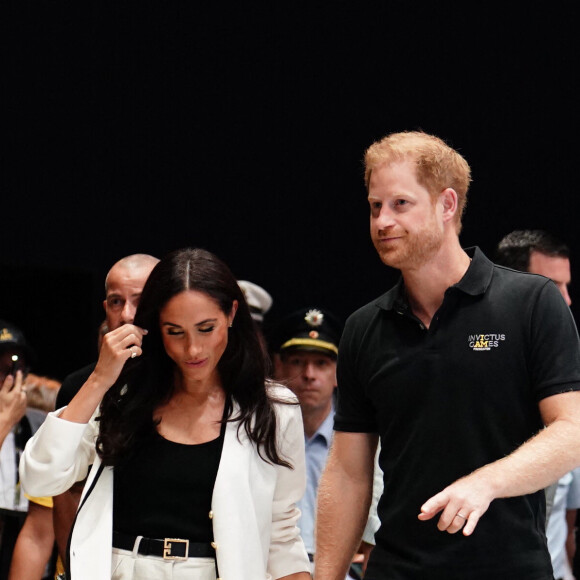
[315,131,580,580]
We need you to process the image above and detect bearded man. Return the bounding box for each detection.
[314,131,580,580]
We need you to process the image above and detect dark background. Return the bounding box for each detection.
[2,2,579,380]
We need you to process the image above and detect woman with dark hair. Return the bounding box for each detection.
[21,248,311,580]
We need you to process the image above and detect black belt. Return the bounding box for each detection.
[113,531,215,560]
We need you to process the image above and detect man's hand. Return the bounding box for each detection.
[355,540,375,575]
[419,392,580,538]
[417,470,496,536]
[0,371,27,429]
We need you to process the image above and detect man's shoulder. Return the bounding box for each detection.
[492,263,549,285]
[490,263,556,299]
[61,362,97,386]
[56,362,97,408]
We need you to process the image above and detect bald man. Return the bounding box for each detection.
[52,253,159,571]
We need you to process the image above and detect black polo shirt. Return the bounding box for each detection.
[335,247,580,580]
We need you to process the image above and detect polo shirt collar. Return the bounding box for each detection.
[454,246,494,296]
[376,246,493,312]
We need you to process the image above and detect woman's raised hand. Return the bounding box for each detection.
[92,324,148,390]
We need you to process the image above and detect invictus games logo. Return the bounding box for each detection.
[468,333,506,351]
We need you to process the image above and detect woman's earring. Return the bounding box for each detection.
[229,323,233,328]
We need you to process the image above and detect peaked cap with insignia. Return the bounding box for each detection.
[273,307,343,358]
[0,319,36,364]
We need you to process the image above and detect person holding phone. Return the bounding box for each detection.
[0,323,32,449]
[21,248,311,580]
[0,320,47,577]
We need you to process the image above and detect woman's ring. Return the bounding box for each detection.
[456,513,467,520]
[131,347,137,359]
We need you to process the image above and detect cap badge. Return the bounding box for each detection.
[309,330,320,339]
[305,309,324,327]
[0,329,14,342]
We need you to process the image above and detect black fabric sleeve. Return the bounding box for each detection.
[55,363,95,408]
[334,311,378,433]
[528,280,580,400]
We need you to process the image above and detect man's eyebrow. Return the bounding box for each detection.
[106,291,142,298]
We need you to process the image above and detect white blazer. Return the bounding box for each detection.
[20,385,310,580]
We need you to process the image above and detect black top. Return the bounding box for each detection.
[335,247,580,580]
[55,362,96,408]
[113,420,225,541]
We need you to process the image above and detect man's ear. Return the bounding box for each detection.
[440,188,458,224]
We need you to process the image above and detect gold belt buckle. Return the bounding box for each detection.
[163,538,189,561]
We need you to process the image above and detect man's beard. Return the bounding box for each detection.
[373,220,444,270]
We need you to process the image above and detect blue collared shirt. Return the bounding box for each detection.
[296,407,334,554]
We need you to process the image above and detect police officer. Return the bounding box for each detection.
[273,308,342,563]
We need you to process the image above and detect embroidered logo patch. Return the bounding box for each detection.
[468,333,505,351]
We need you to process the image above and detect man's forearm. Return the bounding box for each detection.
[420,392,580,535]
[478,415,580,498]
[315,463,372,579]
[53,484,84,562]
[314,432,376,579]
[8,536,54,580]
[8,503,55,580]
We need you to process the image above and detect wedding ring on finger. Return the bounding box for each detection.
[455,513,467,520]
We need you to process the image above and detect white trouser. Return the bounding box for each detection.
[111,548,216,580]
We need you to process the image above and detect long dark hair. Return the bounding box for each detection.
[97,248,291,468]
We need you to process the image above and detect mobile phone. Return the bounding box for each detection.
[10,354,20,376]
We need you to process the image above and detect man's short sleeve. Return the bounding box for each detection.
[334,309,378,433]
[529,281,580,400]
